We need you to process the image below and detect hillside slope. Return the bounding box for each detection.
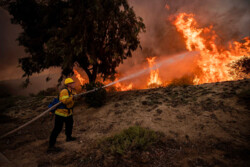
[0,79,249,167]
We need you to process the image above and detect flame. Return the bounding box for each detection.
[73,69,85,85]
[147,57,162,87]
[115,82,133,91]
[73,13,249,90]
[173,13,250,84]
[73,70,133,91]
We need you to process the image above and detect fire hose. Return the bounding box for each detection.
[0,88,101,139]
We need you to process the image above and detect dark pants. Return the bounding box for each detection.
[49,115,73,147]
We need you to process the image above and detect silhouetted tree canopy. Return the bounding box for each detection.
[3,0,145,84]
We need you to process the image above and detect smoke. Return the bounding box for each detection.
[0,8,61,82]
[0,0,249,90]
[104,51,197,88]
[166,0,250,41]
[116,0,250,87]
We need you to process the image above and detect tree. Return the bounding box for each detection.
[3,0,145,84]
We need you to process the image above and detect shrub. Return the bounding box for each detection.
[148,83,163,89]
[98,126,163,155]
[105,85,118,92]
[229,56,250,79]
[82,82,107,107]
[0,84,13,112]
[36,87,58,96]
[168,75,194,87]
[0,97,15,112]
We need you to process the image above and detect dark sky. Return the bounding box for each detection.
[0,0,249,81]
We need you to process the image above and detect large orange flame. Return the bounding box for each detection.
[173,13,250,84]
[147,57,162,87]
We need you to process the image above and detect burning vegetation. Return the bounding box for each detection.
[147,57,162,88]
[5,0,247,91]
[73,12,249,91]
[173,13,250,84]
[73,69,86,86]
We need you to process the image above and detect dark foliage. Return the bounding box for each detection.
[3,0,145,85]
[0,84,15,112]
[168,75,194,87]
[82,82,107,107]
[34,87,59,97]
[0,83,11,98]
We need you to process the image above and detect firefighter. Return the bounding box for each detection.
[48,78,77,152]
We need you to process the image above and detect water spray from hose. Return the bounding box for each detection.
[103,51,196,88]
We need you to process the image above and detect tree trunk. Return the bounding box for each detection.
[88,74,96,83]
[83,66,97,83]
[91,65,98,82]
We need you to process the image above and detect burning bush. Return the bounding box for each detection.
[173,13,250,84]
[229,56,250,79]
[148,83,163,89]
[82,82,107,107]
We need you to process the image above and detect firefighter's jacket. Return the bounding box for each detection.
[55,88,76,117]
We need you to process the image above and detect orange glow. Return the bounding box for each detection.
[173,13,250,84]
[73,70,133,91]
[73,69,86,85]
[73,12,249,90]
[147,57,162,87]
[115,81,133,91]
[165,4,170,10]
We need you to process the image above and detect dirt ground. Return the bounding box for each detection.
[0,79,249,167]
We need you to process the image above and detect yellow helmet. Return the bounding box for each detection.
[64,78,74,85]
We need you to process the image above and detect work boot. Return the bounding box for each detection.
[66,137,76,142]
[47,146,62,153]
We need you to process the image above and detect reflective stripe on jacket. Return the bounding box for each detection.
[55,88,75,117]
